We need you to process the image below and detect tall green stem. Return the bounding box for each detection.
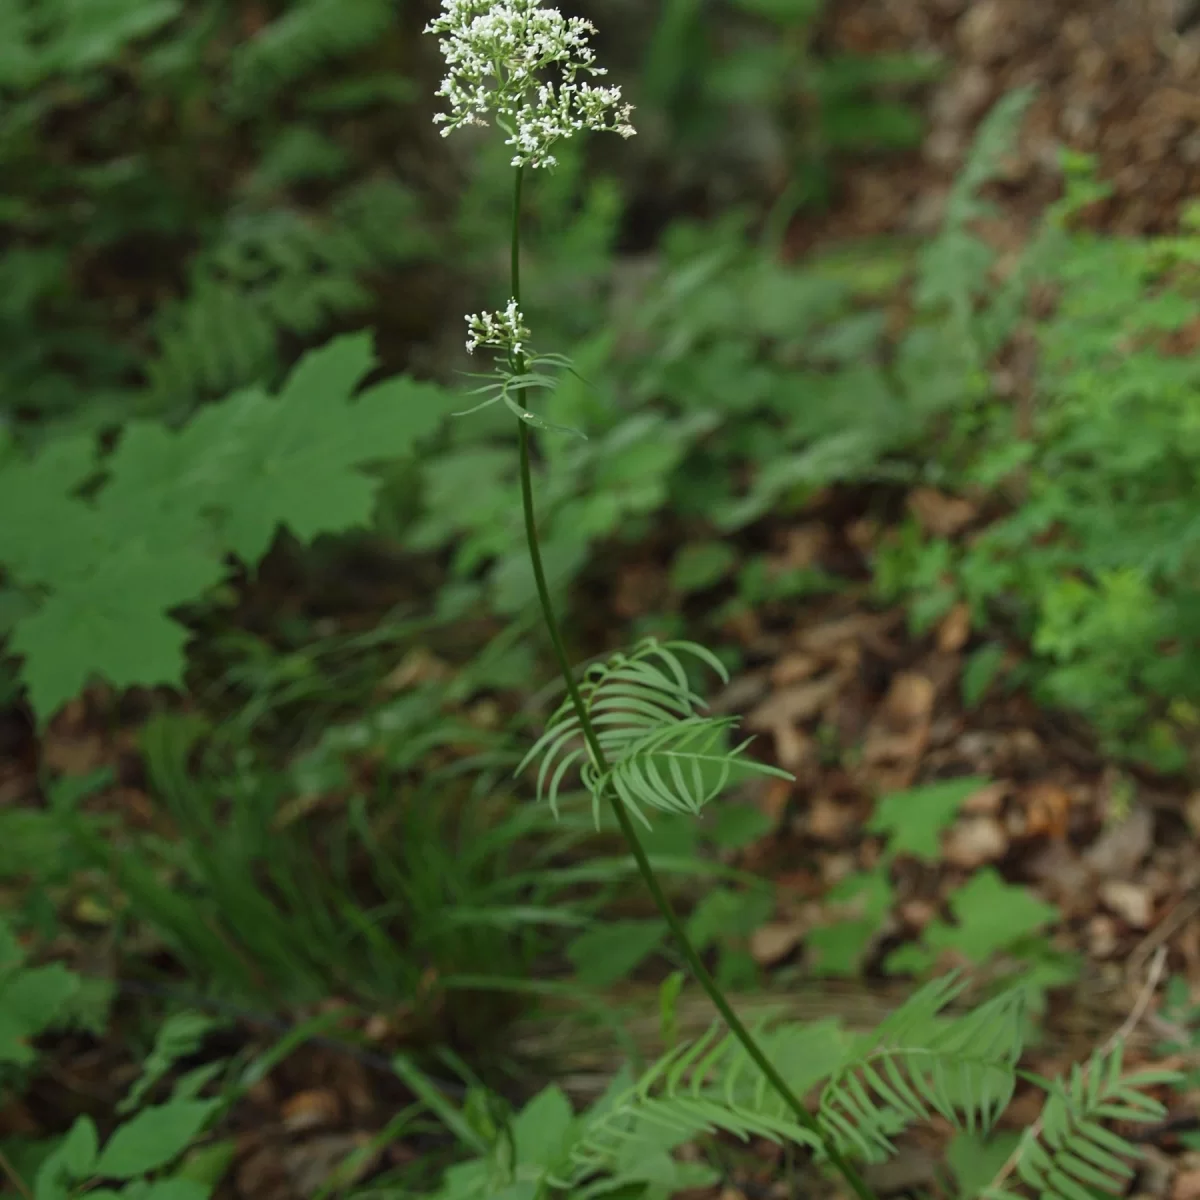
[508,168,876,1200]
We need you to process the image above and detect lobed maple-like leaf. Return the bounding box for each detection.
[1,333,448,721]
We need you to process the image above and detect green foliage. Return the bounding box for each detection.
[409,974,1175,1200]
[520,639,791,827]
[985,1044,1177,1200]
[0,333,445,720]
[867,777,986,862]
[640,0,937,211]
[804,778,1065,983]
[0,0,428,437]
[0,917,111,1073]
[872,138,1200,769]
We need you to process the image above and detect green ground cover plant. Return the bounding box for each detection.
[874,157,1200,769]
[2,0,1195,1196]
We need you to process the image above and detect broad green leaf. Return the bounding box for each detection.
[567,920,666,987]
[869,777,987,862]
[94,1100,220,1180]
[923,869,1059,963]
[670,541,737,593]
[512,1085,575,1169]
[35,1117,99,1200]
[0,435,97,587]
[11,539,225,720]
[707,802,773,850]
[685,886,773,952]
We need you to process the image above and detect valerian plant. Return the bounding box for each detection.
[423,5,1180,1200]
[426,3,873,1197]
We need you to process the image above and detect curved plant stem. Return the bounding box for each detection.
[509,167,877,1200]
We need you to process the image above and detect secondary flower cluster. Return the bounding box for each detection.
[464,298,531,357]
[425,0,635,168]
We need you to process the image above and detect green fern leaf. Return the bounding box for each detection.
[519,638,790,824]
[820,975,1025,1161]
[1000,1045,1179,1200]
[225,0,395,112]
[565,1019,828,1187]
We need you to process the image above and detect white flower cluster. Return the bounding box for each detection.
[464,297,531,356]
[425,0,636,168]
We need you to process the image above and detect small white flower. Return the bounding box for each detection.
[465,297,532,357]
[425,0,636,169]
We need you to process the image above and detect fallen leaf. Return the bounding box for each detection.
[862,673,935,791]
[806,794,857,842]
[1084,806,1154,877]
[961,781,1009,815]
[943,816,1008,868]
[797,613,898,659]
[747,677,840,730]
[1099,880,1154,929]
[1172,1167,1200,1200]
[281,1089,342,1133]
[1086,914,1119,958]
[778,524,829,567]
[749,922,802,966]
[908,487,978,537]
[937,602,972,653]
[1021,781,1074,840]
[770,652,821,686]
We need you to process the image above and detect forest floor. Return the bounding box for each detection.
[5,1,1200,1198]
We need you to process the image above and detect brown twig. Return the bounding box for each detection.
[984,946,1169,1197]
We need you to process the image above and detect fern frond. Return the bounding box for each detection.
[987,1043,1179,1200]
[225,0,396,114]
[518,638,789,824]
[820,975,1025,1162]
[564,1018,827,1187]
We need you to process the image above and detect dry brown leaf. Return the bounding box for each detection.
[907,487,978,537]
[936,602,972,653]
[1020,781,1074,840]
[1084,806,1154,877]
[1086,914,1120,958]
[862,673,936,782]
[281,1089,342,1133]
[749,922,802,966]
[1172,1167,1200,1200]
[961,780,1009,815]
[380,648,450,693]
[943,816,1008,868]
[796,613,898,659]
[758,776,794,826]
[774,524,829,569]
[806,794,857,842]
[1099,880,1155,929]
[747,676,840,733]
[770,652,822,686]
